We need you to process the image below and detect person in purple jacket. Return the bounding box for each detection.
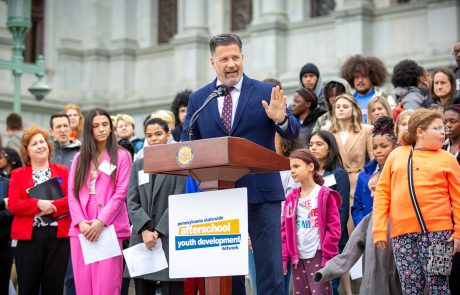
[281,148,341,295]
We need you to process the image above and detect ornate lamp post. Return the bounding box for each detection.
[0,0,51,113]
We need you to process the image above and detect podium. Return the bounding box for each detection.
[144,136,290,294]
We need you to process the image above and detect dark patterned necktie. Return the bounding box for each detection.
[221,89,233,134]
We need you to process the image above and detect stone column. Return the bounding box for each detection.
[253,0,287,24]
[178,0,209,36]
[172,0,211,91]
[247,0,288,77]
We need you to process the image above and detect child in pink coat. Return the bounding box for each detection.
[281,148,341,295]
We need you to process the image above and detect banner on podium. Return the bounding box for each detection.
[169,188,248,278]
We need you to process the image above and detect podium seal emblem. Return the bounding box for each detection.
[176,144,194,167]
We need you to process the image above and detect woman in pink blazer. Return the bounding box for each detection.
[68,108,132,295]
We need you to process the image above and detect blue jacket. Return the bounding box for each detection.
[181,74,300,203]
[351,160,378,226]
[323,167,350,248]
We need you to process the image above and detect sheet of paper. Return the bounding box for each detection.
[99,160,116,175]
[350,255,363,280]
[138,170,150,186]
[123,239,168,277]
[79,225,121,264]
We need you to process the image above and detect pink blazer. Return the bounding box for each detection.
[68,148,132,238]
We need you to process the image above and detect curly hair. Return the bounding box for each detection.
[340,55,388,88]
[391,59,425,88]
[170,90,192,126]
[372,116,397,146]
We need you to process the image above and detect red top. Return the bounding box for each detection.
[8,164,70,240]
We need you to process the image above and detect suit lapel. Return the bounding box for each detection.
[149,174,166,214]
[24,166,34,193]
[203,81,227,134]
[231,75,253,133]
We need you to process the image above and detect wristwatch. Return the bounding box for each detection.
[275,115,288,126]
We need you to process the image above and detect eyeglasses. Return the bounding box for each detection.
[431,125,449,133]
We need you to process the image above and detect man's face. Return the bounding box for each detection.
[210,44,244,87]
[51,116,71,146]
[178,106,187,125]
[301,73,318,90]
[454,41,460,66]
[354,73,372,95]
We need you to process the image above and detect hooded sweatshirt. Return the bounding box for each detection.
[313,78,353,132]
[299,63,325,109]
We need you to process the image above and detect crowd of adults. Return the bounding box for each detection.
[0,35,460,295]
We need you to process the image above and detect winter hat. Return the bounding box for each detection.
[299,63,320,79]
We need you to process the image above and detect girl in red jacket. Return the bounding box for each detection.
[281,148,341,295]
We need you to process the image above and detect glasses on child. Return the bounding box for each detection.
[431,125,449,133]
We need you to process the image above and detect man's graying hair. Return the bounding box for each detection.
[209,33,242,55]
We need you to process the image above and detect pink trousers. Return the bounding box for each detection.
[70,195,124,295]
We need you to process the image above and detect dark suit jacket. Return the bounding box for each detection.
[125,158,186,281]
[181,74,299,203]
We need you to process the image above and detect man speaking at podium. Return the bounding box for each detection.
[181,33,299,295]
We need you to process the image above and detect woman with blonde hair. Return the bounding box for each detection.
[367,96,392,125]
[63,104,84,141]
[150,110,176,134]
[394,110,414,144]
[374,108,460,294]
[323,94,373,201]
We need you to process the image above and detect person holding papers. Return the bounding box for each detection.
[8,126,70,295]
[126,117,186,295]
[68,108,132,295]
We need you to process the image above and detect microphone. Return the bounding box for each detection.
[188,85,231,141]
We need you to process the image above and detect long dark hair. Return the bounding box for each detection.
[0,147,23,172]
[289,148,324,186]
[74,108,118,200]
[307,130,343,171]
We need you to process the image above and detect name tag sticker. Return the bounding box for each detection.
[323,174,337,187]
[99,160,116,175]
[138,170,150,186]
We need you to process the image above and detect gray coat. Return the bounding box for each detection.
[51,139,81,170]
[124,158,186,281]
[314,214,402,295]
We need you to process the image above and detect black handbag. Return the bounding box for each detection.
[407,146,453,276]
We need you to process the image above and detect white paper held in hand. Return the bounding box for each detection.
[350,255,363,280]
[78,224,121,264]
[123,239,168,277]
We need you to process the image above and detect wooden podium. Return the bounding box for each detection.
[144,136,290,295]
